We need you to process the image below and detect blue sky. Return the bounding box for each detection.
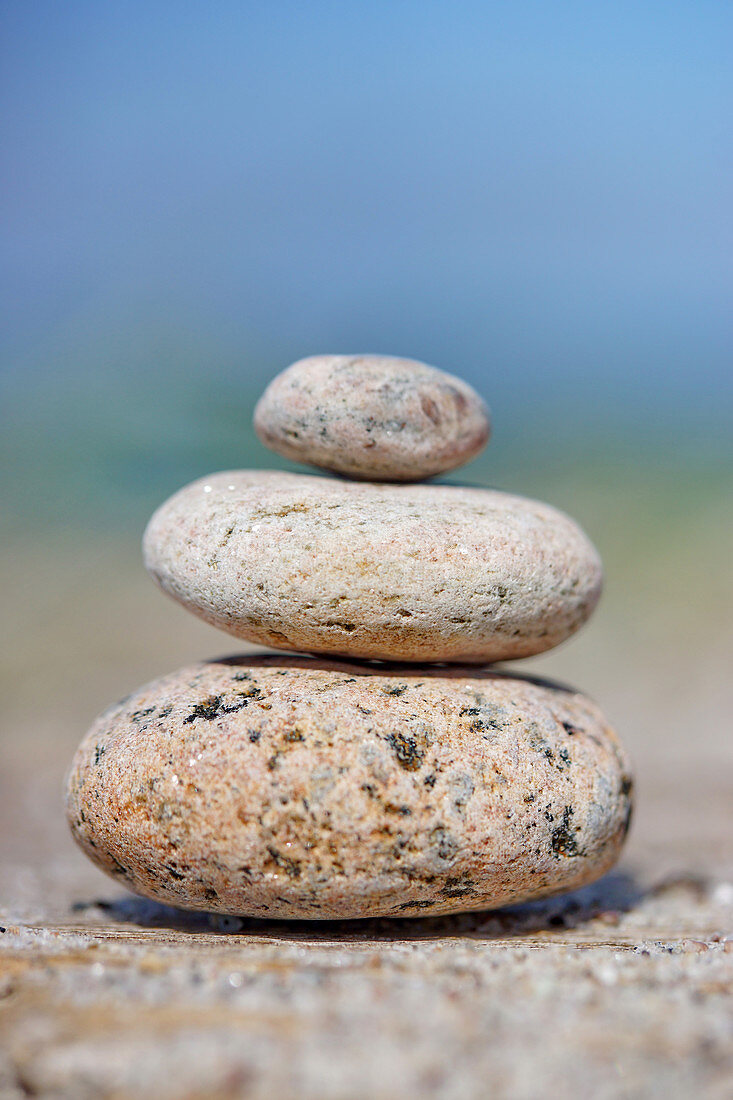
[2,2,732,430]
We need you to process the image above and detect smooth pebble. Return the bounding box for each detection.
[66,656,633,919]
[143,470,603,663]
[253,355,491,481]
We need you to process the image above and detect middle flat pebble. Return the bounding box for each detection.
[143,470,602,663]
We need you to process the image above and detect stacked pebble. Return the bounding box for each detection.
[66,355,633,920]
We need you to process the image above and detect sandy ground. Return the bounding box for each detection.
[1,473,732,1098]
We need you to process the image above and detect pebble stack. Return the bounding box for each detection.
[66,354,633,920]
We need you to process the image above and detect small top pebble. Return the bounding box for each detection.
[253,354,491,481]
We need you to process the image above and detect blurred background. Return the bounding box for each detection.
[1,1,731,895]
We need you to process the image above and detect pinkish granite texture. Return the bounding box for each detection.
[254,355,491,481]
[66,656,633,919]
[143,471,602,663]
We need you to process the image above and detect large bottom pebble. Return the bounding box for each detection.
[66,656,633,919]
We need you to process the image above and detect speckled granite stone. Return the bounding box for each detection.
[253,355,491,481]
[65,656,632,919]
[143,471,602,663]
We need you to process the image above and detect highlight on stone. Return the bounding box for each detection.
[66,355,632,920]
